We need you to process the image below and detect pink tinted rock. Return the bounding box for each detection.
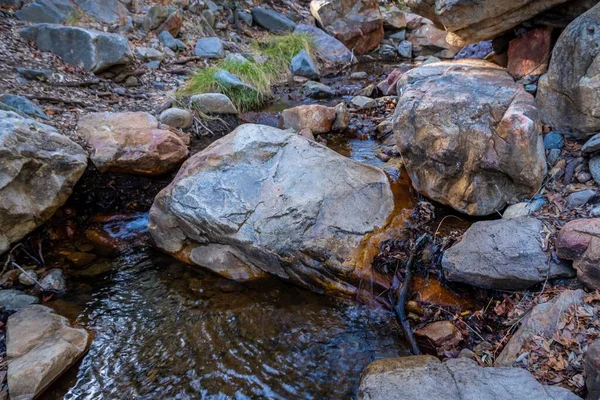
[507,27,552,79]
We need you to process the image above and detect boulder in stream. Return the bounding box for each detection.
[149,124,396,299]
[294,24,354,67]
[0,110,87,255]
[7,305,89,400]
[357,355,581,399]
[393,60,547,216]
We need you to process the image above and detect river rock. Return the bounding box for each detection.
[381,6,406,29]
[536,4,600,137]
[149,124,395,298]
[18,271,37,286]
[158,31,186,51]
[0,111,87,255]
[586,340,600,400]
[310,0,384,55]
[351,95,377,110]
[496,289,585,366]
[556,218,600,290]
[213,69,256,92]
[304,81,335,99]
[7,305,89,400]
[40,269,66,293]
[158,108,193,129]
[393,60,546,216]
[406,0,575,46]
[142,4,168,31]
[135,47,164,61]
[397,40,413,58]
[290,50,320,79]
[74,0,128,24]
[0,94,48,120]
[415,321,463,356]
[566,189,596,209]
[19,24,132,73]
[503,197,546,218]
[16,0,76,23]
[76,112,189,176]
[507,27,552,79]
[190,93,238,115]
[251,6,296,33]
[407,24,459,58]
[377,68,403,95]
[281,104,337,134]
[157,9,183,37]
[357,355,580,399]
[194,37,224,58]
[442,218,574,290]
[294,24,355,67]
[582,133,600,153]
[0,290,39,312]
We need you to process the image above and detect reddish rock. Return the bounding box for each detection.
[415,321,463,356]
[310,0,384,55]
[281,104,337,134]
[556,218,600,290]
[157,10,183,37]
[408,24,460,57]
[77,112,189,176]
[507,28,552,79]
[377,68,403,95]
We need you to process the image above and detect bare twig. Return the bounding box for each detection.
[11,262,44,289]
[389,234,429,355]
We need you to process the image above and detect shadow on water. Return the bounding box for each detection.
[42,252,409,399]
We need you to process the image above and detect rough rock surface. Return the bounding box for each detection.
[251,6,296,33]
[290,50,320,79]
[406,0,573,46]
[357,355,580,399]
[74,0,128,24]
[194,37,224,58]
[0,111,87,255]
[19,24,131,73]
[0,290,39,312]
[393,60,546,216]
[189,93,238,115]
[7,305,89,400]
[555,218,600,290]
[536,4,600,137]
[415,321,463,356]
[586,340,600,400]
[149,124,395,298]
[496,289,585,366]
[442,218,574,289]
[507,27,552,79]
[407,24,460,57]
[294,24,354,67]
[15,0,76,23]
[310,0,384,55]
[77,112,188,176]
[281,104,337,134]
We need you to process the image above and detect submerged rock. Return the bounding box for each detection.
[496,289,585,366]
[77,112,189,176]
[149,124,395,299]
[40,269,67,293]
[7,305,89,400]
[357,355,580,399]
[0,111,87,255]
[556,218,600,290]
[537,4,600,137]
[393,60,546,216]
[310,0,384,55]
[294,24,354,67]
[19,24,131,73]
[442,218,574,289]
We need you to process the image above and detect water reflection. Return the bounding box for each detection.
[44,253,408,399]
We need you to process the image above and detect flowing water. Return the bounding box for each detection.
[41,117,412,399]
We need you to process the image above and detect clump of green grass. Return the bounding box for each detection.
[178,33,315,112]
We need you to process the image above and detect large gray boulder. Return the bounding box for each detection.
[16,0,76,23]
[357,356,581,399]
[393,60,547,216]
[7,305,89,400]
[536,4,600,138]
[406,0,585,46]
[74,0,129,24]
[0,111,87,255]
[19,24,131,73]
[149,124,394,298]
[442,218,574,290]
[293,24,354,67]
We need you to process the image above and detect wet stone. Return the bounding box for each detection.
[66,252,97,268]
[304,81,335,99]
[0,290,39,312]
[18,271,37,286]
[40,269,66,293]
